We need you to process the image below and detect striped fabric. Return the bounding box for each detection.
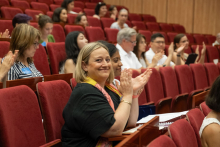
[7,61,43,80]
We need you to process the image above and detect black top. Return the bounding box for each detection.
[61,83,121,147]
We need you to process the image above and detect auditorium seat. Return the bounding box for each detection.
[46,11,53,18]
[0,20,13,36]
[44,73,73,85]
[186,108,205,147]
[142,68,172,114]
[131,21,146,30]
[50,4,60,11]
[167,32,178,43]
[204,63,219,86]
[116,5,129,12]
[90,0,103,2]
[30,22,38,28]
[0,41,10,58]
[159,23,174,32]
[184,47,193,54]
[47,42,66,74]
[54,0,63,5]
[138,30,152,43]
[191,45,208,62]
[85,2,96,9]
[205,35,216,45]
[190,64,209,90]
[193,34,208,45]
[148,135,177,147]
[0,0,9,7]
[51,24,66,42]
[37,80,72,142]
[205,45,219,63]
[72,7,82,13]
[11,1,30,9]
[67,14,77,24]
[84,8,95,16]
[25,9,44,21]
[146,22,160,32]
[152,31,169,44]
[175,65,203,108]
[200,102,211,116]
[30,2,49,13]
[100,18,115,28]
[64,25,85,36]
[87,16,102,27]
[38,0,53,5]
[104,28,118,43]
[185,33,196,45]
[75,1,85,9]
[33,44,51,75]
[70,78,77,89]
[129,13,142,21]
[125,20,132,28]
[169,119,198,147]
[160,67,188,112]
[142,14,157,22]
[1,6,23,19]
[172,24,186,33]
[85,27,105,42]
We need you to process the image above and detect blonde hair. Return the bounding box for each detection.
[10,24,40,63]
[75,42,114,83]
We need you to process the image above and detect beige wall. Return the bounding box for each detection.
[104,0,219,35]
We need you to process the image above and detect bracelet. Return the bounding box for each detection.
[177,54,180,57]
[121,99,132,106]
[132,94,139,99]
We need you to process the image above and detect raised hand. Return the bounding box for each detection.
[152,50,163,65]
[1,29,10,38]
[201,42,206,55]
[168,42,174,57]
[176,44,186,55]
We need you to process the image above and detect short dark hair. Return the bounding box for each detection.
[52,7,66,22]
[37,14,53,29]
[133,33,146,62]
[109,5,116,12]
[98,40,118,57]
[95,2,106,15]
[151,33,164,42]
[12,13,32,28]
[61,0,74,10]
[206,75,220,112]
[174,34,186,50]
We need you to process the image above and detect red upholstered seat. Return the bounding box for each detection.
[85,2,97,9]
[87,16,102,27]
[38,0,53,5]
[54,0,63,5]
[146,22,160,32]
[25,9,44,21]
[101,18,116,28]
[85,27,105,42]
[186,108,205,147]
[50,4,60,12]
[167,32,178,43]
[131,21,146,30]
[205,35,216,45]
[138,30,152,43]
[184,46,193,54]
[64,25,85,36]
[191,45,208,62]
[125,20,132,27]
[0,41,10,58]
[47,42,66,74]
[116,5,129,12]
[104,28,118,43]
[172,24,186,33]
[11,1,30,9]
[160,67,188,112]
[33,44,51,75]
[185,33,195,44]
[0,0,9,7]
[148,135,177,147]
[84,8,95,16]
[37,80,72,142]
[67,14,77,24]
[142,14,157,22]
[129,13,142,21]
[193,34,208,45]
[205,45,219,63]
[200,101,211,116]
[75,1,85,9]
[30,2,49,13]
[90,0,103,2]
[72,7,82,13]
[51,24,66,42]
[169,119,198,147]
[190,64,209,90]
[204,63,219,86]
[152,31,169,44]
[1,6,23,19]
[46,11,53,18]
[159,23,173,32]
[70,78,77,89]
[0,19,13,36]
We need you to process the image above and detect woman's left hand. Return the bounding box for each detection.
[132,68,152,95]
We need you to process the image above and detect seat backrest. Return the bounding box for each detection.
[104,28,118,43]
[0,0,9,7]
[142,14,157,22]
[75,1,85,9]
[167,32,178,43]
[206,45,219,63]
[47,42,66,74]
[70,78,77,89]
[148,135,177,147]
[185,33,195,44]
[191,45,208,62]
[72,7,82,13]
[25,9,44,21]
[193,34,208,45]
[0,41,10,58]
[184,46,193,54]
[64,25,85,36]
[204,63,219,86]
[30,2,49,13]
[159,23,173,32]
[38,0,53,5]
[186,108,205,147]
[30,22,38,29]
[146,22,160,32]
[11,0,30,9]
[0,85,46,147]
[0,20,13,36]
[85,2,96,9]
[85,27,105,42]
[169,119,198,147]
[200,101,211,116]
[1,6,23,19]
[33,44,51,75]
[46,11,53,18]
[100,18,115,28]
[206,35,216,45]
[54,0,63,5]
[87,16,102,27]
[67,14,77,24]
[37,80,72,142]
[51,24,66,42]
[50,4,60,11]
[138,30,152,43]
[84,8,95,16]
[129,13,142,21]
[190,64,209,90]
[172,24,186,33]
[131,21,146,30]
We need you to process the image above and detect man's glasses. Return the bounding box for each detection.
[126,40,137,45]
[153,41,165,44]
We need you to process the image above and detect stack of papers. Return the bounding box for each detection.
[122,124,143,134]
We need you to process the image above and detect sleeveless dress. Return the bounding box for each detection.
[199,117,220,137]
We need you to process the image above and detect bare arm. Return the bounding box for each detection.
[64,59,76,78]
[202,124,220,147]
[198,42,206,64]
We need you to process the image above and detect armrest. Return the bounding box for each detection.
[141,101,154,105]
[39,139,61,147]
[155,97,172,114]
[172,93,189,112]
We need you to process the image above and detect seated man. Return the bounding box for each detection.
[116,28,142,73]
[212,33,220,46]
[145,33,175,67]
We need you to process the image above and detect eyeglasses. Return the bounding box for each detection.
[126,40,137,45]
[153,41,165,44]
[33,42,39,48]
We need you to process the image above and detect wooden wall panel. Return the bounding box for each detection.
[167,0,194,33]
[142,0,167,23]
[103,0,120,5]
[214,0,220,35]
[120,0,142,14]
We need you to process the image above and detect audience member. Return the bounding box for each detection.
[212,33,220,46]
[93,2,107,19]
[60,31,88,77]
[6,24,43,80]
[61,0,81,14]
[62,42,151,147]
[133,33,163,69]
[12,13,32,28]
[0,29,10,38]
[145,33,175,67]
[52,7,68,23]
[172,34,206,65]
[109,5,118,20]
[36,14,55,47]
[200,75,220,147]
[74,14,88,27]
[116,28,142,73]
